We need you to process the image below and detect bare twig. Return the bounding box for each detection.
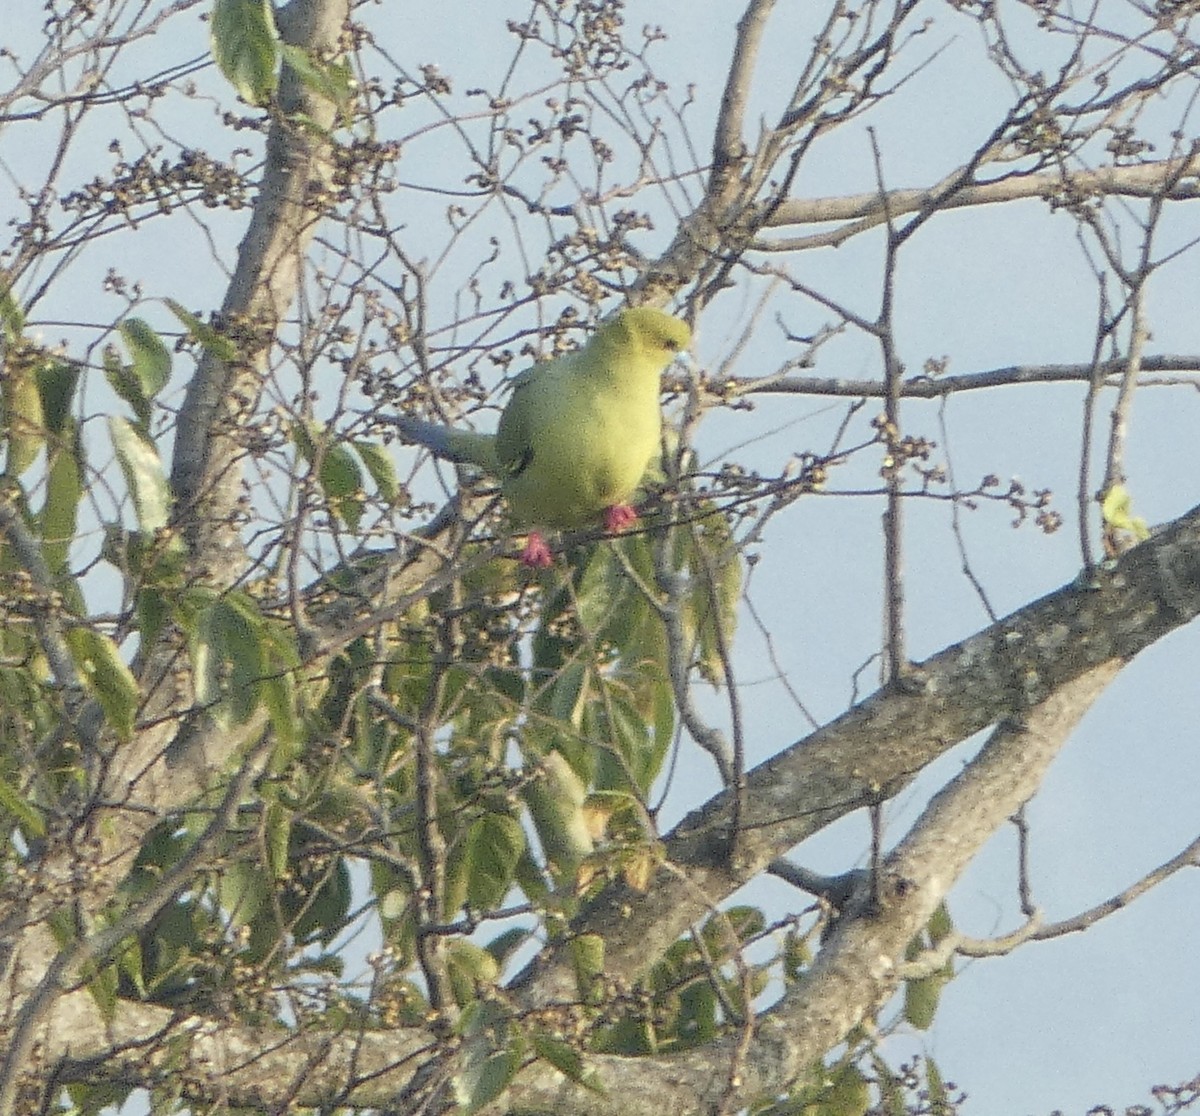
[896,912,1046,979]
[712,0,776,181]
[757,155,1200,251]
[1032,832,1200,941]
[698,355,1200,401]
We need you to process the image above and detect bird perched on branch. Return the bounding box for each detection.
[389,306,691,566]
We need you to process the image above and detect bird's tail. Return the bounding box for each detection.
[389,415,500,473]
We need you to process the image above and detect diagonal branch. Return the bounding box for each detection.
[1031,832,1200,941]
[170,0,351,584]
[47,666,1119,1116]
[711,0,775,182]
[513,500,1200,1007]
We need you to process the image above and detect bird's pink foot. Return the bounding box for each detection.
[603,504,639,534]
[520,532,554,568]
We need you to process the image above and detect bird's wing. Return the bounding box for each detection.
[494,356,570,479]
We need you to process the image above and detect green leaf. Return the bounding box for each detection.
[80,958,120,1023]
[319,442,365,529]
[104,345,150,429]
[2,351,45,477]
[674,979,717,1048]
[65,627,139,741]
[260,622,302,761]
[446,939,500,1006]
[164,299,239,362]
[181,587,221,709]
[66,1081,134,1116]
[137,900,208,999]
[264,800,292,879]
[219,860,267,927]
[131,822,192,882]
[212,592,266,723]
[1101,483,1150,542]
[40,428,83,574]
[291,856,352,945]
[119,318,171,399]
[570,932,604,1004]
[454,1049,518,1115]
[592,1015,654,1056]
[448,813,525,911]
[546,661,589,728]
[279,43,355,110]
[36,358,80,435]
[261,673,300,759]
[211,0,280,106]
[701,905,765,955]
[136,586,167,652]
[602,694,662,793]
[532,1033,605,1093]
[453,998,492,1038]
[653,676,674,755]
[927,901,953,945]
[513,846,552,908]
[294,423,365,529]
[354,439,400,502]
[903,971,943,1031]
[820,1064,871,1116]
[485,927,530,968]
[0,280,24,338]
[521,750,592,882]
[109,416,171,532]
[682,511,741,686]
[903,905,955,1030]
[926,1057,950,1116]
[0,774,46,838]
[115,938,146,999]
[574,545,623,635]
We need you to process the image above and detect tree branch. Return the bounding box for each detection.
[712,0,775,181]
[170,0,350,583]
[513,501,1200,1007]
[1031,831,1200,941]
[756,155,1200,251]
[691,354,1200,400]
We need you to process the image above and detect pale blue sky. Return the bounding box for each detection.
[4,2,1199,1112]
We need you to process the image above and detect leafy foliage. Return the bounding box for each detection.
[2,0,1198,1113]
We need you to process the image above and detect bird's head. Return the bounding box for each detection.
[607,306,692,360]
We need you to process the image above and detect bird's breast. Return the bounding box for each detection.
[504,382,660,528]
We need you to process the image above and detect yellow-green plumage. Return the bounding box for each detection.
[392,307,690,562]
